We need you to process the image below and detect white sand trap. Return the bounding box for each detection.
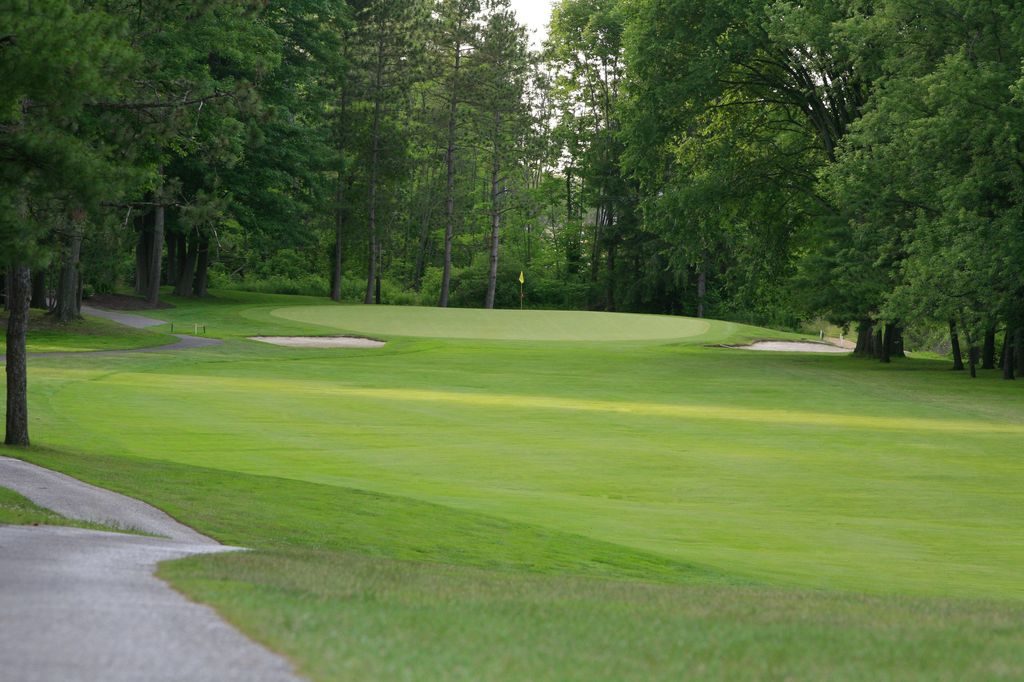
[250,336,385,349]
[732,341,851,353]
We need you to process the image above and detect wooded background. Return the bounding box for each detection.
[3,0,1023,373]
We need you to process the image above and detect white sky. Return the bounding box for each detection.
[508,0,556,49]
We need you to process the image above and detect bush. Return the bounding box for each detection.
[214,272,332,298]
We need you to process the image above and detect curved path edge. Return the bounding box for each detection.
[0,456,213,543]
[0,303,303,680]
[0,305,223,364]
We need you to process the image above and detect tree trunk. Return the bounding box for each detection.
[1015,328,1024,376]
[166,230,178,287]
[439,37,463,309]
[5,265,31,446]
[590,204,603,286]
[53,231,83,323]
[145,204,164,305]
[175,233,188,284]
[134,213,150,296]
[30,270,47,310]
[365,42,384,306]
[884,322,904,360]
[174,234,198,297]
[1000,329,1014,380]
[605,236,617,312]
[331,176,345,302]
[193,236,209,297]
[982,325,996,369]
[854,320,873,357]
[1,269,9,311]
[485,117,501,310]
[413,192,433,291]
[696,264,707,319]
[949,320,964,371]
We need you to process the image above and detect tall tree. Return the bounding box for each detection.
[1,0,132,443]
[472,1,531,309]
[351,0,428,304]
[435,0,482,307]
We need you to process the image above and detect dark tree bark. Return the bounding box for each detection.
[331,177,345,302]
[854,320,873,357]
[696,265,707,319]
[1001,329,1015,380]
[439,32,463,309]
[1,269,9,311]
[982,326,996,370]
[590,203,603,289]
[193,236,209,297]
[5,265,31,446]
[413,189,433,291]
[166,230,178,287]
[962,325,979,378]
[175,233,188,284]
[875,328,885,361]
[174,234,198,297]
[881,323,905,361]
[145,204,164,305]
[134,213,151,296]
[605,236,617,312]
[949,320,964,371]
[485,117,501,310]
[30,270,47,309]
[1015,328,1024,376]
[53,231,82,323]
[364,39,384,306]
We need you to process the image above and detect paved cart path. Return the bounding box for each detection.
[0,459,304,682]
[0,306,222,364]
[0,456,211,542]
[0,303,301,681]
[0,524,300,682]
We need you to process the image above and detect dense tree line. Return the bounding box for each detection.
[621,0,1024,376]
[4,0,1023,441]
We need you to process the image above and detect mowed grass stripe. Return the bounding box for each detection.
[47,367,1024,435]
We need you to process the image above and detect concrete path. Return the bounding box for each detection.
[0,306,222,364]
[81,304,224,352]
[0,525,301,682]
[0,300,300,681]
[0,457,303,681]
[81,305,167,329]
[0,456,211,542]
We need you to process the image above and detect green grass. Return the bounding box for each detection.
[269,304,773,342]
[4,290,1024,679]
[0,309,176,354]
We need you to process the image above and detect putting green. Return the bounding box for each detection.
[270,305,720,342]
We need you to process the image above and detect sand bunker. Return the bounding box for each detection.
[249,336,385,349]
[731,341,851,353]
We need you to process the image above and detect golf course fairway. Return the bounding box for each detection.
[3,291,1023,680]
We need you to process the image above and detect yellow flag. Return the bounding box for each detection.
[519,271,525,284]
